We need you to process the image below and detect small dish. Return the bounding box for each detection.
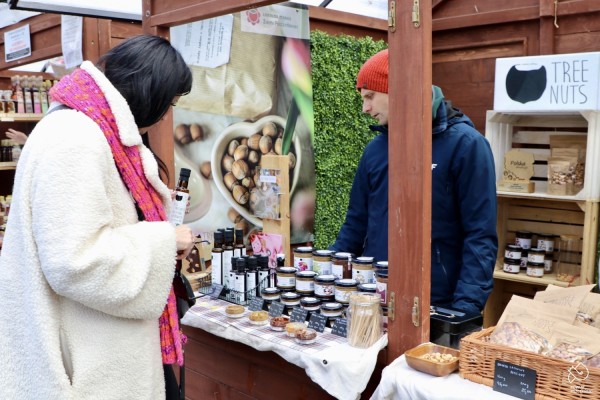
[294,328,318,345]
[269,316,290,331]
[248,310,269,325]
[223,305,246,319]
[405,343,460,377]
[285,322,307,338]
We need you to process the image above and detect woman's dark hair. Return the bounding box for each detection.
[97,35,193,128]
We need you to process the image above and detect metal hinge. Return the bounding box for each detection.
[388,1,396,32]
[412,297,420,326]
[388,292,395,321]
[412,0,421,28]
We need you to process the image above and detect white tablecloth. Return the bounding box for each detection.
[370,355,517,400]
[182,296,388,400]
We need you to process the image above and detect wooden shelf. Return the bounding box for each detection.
[0,113,43,122]
[0,162,16,171]
[493,267,573,288]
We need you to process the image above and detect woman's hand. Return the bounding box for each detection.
[174,224,195,260]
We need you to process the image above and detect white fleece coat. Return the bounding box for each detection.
[0,61,177,400]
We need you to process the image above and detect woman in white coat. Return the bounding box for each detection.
[0,35,195,399]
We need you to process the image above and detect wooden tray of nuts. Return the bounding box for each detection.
[405,343,460,377]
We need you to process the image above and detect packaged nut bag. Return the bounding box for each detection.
[491,296,578,353]
[533,284,595,309]
[577,291,600,328]
[550,134,586,195]
[544,321,600,363]
[547,156,578,196]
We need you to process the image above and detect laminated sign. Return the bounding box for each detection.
[494,52,600,111]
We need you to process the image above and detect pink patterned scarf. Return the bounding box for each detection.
[49,67,185,366]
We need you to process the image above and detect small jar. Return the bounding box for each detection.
[334,278,358,304]
[503,258,521,274]
[375,269,388,306]
[300,296,321,318]
[519,250,529,270]
[527,248,546,263]
[276,266,297,290]
[374,261,388,271]
[515,230,533,250]
[504,244,522,261]
[312,249,334,275]
[352,257,375,284]
[293,246,313,271]
[544,253,554,274]
[332,252,353,280]
[261,287,281,311]
[536,234,555,253]
[358,283,377,294]
[280,291,301,314]
[526,261,544,278]
[314,274,336,300]
[320,302,344,327]
[295,270,317,295]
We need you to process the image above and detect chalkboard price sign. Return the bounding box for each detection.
[290,308,309,323]
[248,297,265,311]
[268,301,285,318]
[308,313,327,333]
[493,360,536,400]
[208,284,224,299]
[331,318,348,338]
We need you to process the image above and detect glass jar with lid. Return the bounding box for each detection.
[295,270,317,295]
[332,252,354,280]
[312,249,334,275]
[351,257,375,284]
[314,274,336,301]
[300,296,321,318]
[293,246,313,271]
[276,266,297,290]
[320,302,344,327]
[334,278,358,304]
[280,291,301,315]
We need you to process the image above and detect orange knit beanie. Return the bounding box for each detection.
[356,49,388,93]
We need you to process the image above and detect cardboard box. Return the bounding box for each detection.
[494,52,600,112]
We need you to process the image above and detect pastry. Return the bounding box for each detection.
[225,305,245,315]
[249,311,268,322]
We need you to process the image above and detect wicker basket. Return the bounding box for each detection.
[459,327,600,400]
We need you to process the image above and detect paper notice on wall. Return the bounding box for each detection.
[61,15,83,69]
[171,14,234,68]
[240,4,309,40]
[4,24,31,63]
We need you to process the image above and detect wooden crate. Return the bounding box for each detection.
[485,110,600,201]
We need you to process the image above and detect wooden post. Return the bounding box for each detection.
[260,154,292,265]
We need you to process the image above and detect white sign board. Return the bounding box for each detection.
[494,52,600,111]
[4,24,32,63]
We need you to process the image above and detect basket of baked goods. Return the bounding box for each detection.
[459,284,600,400]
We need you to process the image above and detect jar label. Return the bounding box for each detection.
[504,249,521,260]
[334,288,356,303]
[376,281,387,304]
[315,282,334,296]
[515,238,532,250]
[277,276,295,287]
[296,279,315,292]
[331,264,344,280]
[527,253,545,263]
[526,267,544,277]
[352,269,375,284]
[544,258,553,272]
[503,262,520,273]
[537,239,555,252]
[313,260,332,275]
[294,256,313,271]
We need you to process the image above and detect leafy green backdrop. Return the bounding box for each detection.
[311,30,387,249]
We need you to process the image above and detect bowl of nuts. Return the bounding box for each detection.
[404,343,460,377]
[211,115,301,227]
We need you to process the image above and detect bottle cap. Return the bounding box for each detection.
[179,168,191,179]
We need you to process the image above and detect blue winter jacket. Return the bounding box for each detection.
[430,101,498,314]
[330,126,388,262]
[332,100,497,314]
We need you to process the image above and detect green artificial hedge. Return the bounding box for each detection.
[311,30,387,249]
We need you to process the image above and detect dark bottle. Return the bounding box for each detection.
[223,229,235,288]
[234,257,247,303]
[257,255,272,289]
[211,231,224,285]
[169,168,191,226]
[245,256,258,297]
[234,228,246,258]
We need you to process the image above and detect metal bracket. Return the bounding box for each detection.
[388,1,396,32]
[412,297,420,326]
[388,292,395,321]
[412,0,421,28]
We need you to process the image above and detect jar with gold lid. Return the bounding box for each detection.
[312,249,334,275]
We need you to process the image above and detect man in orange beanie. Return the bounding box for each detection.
[331,49,498,316]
